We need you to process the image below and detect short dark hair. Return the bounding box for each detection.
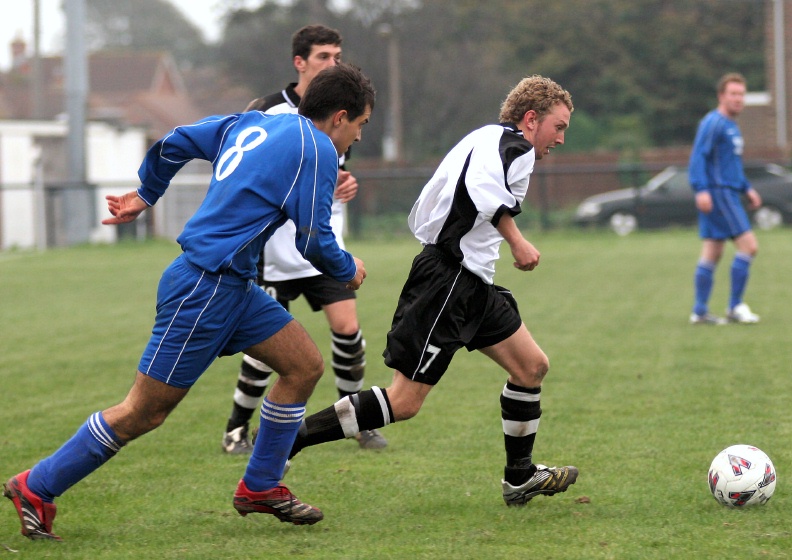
[299,63,376,122]
[292,25,343,60]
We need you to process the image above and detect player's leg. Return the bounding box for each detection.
[288,370,428,459]
[728,230,760,323]
[479,324,578,506]
[480,324,547,474]
[224,355,274,454]
[322,297,388,449]
[692,238,725,322]
[323,299,364,398]
[6,255,234,539]
[303,277,365,399]
[287,249,469,460]
[5,373,187,540]
[223,283,290,454]
[381,370,433,420]
[286,261,468,460]
[233,319,325,524]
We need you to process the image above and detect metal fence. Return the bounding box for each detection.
[346,161,674,235]
[149,161,690,240]
[13,158,782,249]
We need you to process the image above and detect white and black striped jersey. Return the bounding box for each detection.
[408,123,535,284]
[248,84,347,282]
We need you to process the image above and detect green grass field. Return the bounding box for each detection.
[1,228,791,559]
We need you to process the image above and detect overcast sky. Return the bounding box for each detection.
[0,0,243,71]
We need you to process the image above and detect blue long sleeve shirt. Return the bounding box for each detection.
[136,112,356,282]
[688,109,750,194]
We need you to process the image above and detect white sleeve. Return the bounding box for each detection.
[465,140,533,223]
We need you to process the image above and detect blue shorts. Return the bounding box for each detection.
[698,188,751,240]
[138,254,293,388]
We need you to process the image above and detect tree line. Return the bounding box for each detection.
[86,0,766,161]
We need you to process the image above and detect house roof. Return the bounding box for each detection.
[0,49,203,140]
[89,51,186,95]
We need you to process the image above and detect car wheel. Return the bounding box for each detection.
[609,212,638,236]
[753,205,783,230]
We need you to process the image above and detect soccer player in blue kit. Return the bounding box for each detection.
[689,72,762,325]
[3,63,375,540]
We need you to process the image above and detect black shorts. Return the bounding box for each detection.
[262,274,356,312]
[383,245,522,385]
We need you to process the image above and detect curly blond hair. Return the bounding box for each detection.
[499,75,573,123]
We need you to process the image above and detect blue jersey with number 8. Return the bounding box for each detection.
[136,111,354,282]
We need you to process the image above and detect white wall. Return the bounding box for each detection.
[0,120,147,250]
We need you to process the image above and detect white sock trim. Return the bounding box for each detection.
[335,397,360,438]
[234,388,261,410]
[502,418,540,437]
[371,386,391,427]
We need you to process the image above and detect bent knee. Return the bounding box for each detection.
[514,354,549,387]
[307,355,325,383]
[109,405,169,441]
[300,351,325,383]
[387,391,423,421]
[329,319,360,336]
[741,242,758,257]
[294,352,325,384]
[392,401,421,421]
[533,355,550,381]
[736,233,759,256]
[143,411,170,432]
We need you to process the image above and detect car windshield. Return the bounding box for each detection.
[644,167,682,193]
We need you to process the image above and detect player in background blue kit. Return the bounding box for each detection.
[689,72,761,325]
[3,63,375,540]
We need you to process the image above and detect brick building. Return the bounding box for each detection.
[740,0,792,160]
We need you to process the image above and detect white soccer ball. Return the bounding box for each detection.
[708,444,776,507]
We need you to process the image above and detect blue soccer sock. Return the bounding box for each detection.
[27,412,124,502]
[243,398,305,492]
[729,252,753,310]
[693,259,716,316]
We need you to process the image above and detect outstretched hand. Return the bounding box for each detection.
[102,191,149,225]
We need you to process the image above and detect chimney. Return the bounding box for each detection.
[11,34,28,70]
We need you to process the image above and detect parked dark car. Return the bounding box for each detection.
[573,164,792,235]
